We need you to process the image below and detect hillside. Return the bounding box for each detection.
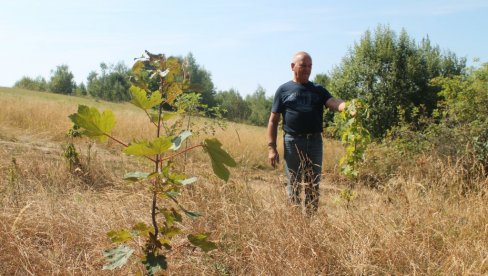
[0,87,487,275]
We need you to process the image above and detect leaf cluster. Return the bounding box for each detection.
[333,99,371,178]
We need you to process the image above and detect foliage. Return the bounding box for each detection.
[313,73,331,88]
[13,76,47,91]
[333,188,357,208]
[87,62,132,102]
[174,92,227,138]
[68,51,236,274]
[74,82,87,96]
[474,128,488,171]
[63,143,80,171]
[431,62,488,170]
[360,62,488,186]
[185,53,217,108]
[214,88,250,122]
[332,99,371,178]
[49,64,76,94]
[329,24,466,139]
[245,86,273,126]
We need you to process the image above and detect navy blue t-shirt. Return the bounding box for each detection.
[271,81,332,135]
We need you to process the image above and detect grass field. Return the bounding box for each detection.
[1,87,487,275]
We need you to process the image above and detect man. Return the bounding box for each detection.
[267,51,345,213]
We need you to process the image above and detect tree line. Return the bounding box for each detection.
[13,24,487,148]
[14,52,274,126]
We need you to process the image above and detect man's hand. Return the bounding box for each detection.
[268,147,279,168]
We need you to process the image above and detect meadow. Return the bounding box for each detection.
[0,87,487,275]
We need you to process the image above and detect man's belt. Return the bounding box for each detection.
[285,132,322,138]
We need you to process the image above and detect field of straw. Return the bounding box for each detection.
[1,87,487,275]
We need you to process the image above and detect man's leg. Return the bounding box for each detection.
[284,134,303,206]
[284,163,301,205]
[304,136,323,213]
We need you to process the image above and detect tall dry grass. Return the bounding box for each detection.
[1,88,487,275]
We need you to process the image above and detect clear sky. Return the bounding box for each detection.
[1,0,487,97]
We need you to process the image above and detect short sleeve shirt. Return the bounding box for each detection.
[271,81,332,135]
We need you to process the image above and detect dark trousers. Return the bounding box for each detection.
[283,133,323,213]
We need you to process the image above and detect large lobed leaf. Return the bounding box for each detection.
[142,253,167,275]
[203,138,237,182]
[123,137,173,156]
[107,229,133,243]
[130,85,163,110]
[68,105,115,142]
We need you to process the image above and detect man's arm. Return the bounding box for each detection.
[267,112,280,168]
[325,97,346,112]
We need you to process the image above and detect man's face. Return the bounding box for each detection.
[292,55,312,83]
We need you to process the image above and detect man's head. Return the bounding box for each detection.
[291,51,312,84]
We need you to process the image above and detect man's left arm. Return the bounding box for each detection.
[325,97,346,112]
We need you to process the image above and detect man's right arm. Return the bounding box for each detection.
[325,97,346,112]
[267,112,280,168]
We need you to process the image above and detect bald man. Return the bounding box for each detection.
[267,51,345,214]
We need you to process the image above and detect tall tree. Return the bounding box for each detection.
[329,25,466,138]
[214,88,250,122]
[245,86,272,126]
[49,65,75,94]
[87,62,131,101]
[185,53,216,107]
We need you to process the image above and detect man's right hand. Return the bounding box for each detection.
[268,148,279,168]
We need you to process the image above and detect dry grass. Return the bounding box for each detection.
[1,87,487,275]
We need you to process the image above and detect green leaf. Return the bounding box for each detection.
[102,245,134,270]
[142,252,167,275]
[160,226,181,239]
[130,86,163,110]
[68,105,115,142]
[170,130,192,150]
[188,233,217,252]
[107,229,133,243]
[123,171,158,182]
[132,222,151,237]
[161,209,176,226]
[204,138,236,182]
[165,172,186,185]
[123,137,173,156]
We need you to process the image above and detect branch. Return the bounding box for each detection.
[144,109,158,128]
[104,133,129,147]
[160,144,204,162]
[104,133,157,163]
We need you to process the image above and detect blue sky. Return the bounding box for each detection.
[1,0,487,97]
